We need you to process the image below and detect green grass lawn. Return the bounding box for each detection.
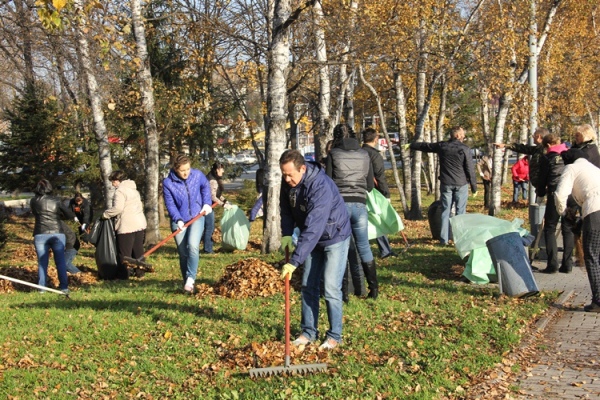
[0,181,556,399]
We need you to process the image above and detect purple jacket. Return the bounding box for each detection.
[163,168,212,223]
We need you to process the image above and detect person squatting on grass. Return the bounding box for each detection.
[555,148,600,312]
[102,170,147,280]
[407,126,477,246]
[69,192,93,235]
[279,149,351,350]
[163,154,213,294]
[30,179,76,294]
[326,123,377,301]
[202,162,232,254]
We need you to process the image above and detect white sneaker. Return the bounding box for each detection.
[184,278,194,293]
[291,335,311,346]
[318,338,339,350]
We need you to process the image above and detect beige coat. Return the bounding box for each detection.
[102,180,147,234]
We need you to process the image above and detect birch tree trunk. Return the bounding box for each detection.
[394,69,411,209]
[359,65,408,213]
[313,0,331,160]
[131,0,160,245]
[490,92,512,215]
[73,0,112,206]
[480,86,492,156]
[262,0,291,253]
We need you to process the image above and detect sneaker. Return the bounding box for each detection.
[291,335,311,346]
[539,267,559,274]
[319,338,339,350]
[583,302,600,312]
[61,289,70,295]
[183,283,194,294]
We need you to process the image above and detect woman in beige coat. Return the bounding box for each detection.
[102,170,147,279]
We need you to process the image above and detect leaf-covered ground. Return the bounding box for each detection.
[0,188,557,399]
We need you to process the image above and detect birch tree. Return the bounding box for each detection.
[131,0,160,244]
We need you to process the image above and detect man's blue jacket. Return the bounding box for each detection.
[280,162,351,267]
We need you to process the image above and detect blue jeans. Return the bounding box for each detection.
[34,233,68,290]
[376,235,393,257]
[300,236,350,343]
[345,203,374,263]
[202,212,215,253]
[440,184,468,244]
[65,248,81,274]
[172,217,205,284]
[512,181,528,202]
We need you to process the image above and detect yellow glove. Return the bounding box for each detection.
[472,191,478,197]
[280,236,296,253]
[402,143,410,151]
[280,263,296,280]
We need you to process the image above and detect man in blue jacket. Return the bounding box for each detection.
[279,149,351,350]
[409,126,477,245]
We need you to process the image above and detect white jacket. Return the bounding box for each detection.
[555,158,600,218]
[102,180,147,234]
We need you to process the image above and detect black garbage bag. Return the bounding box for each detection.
[91,218,127,280]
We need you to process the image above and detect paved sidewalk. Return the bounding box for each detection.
[513,258,600,399]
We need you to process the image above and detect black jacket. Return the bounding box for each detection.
[362,143,390,198]
[508,143,544,188]
[410,138,477,192]
[68,197,93,225]
[573,140,600,168]
[326,138,374,204]
[30,195,75,236]
[536,144,568,197]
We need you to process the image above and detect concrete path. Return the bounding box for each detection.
[513,258,600,399]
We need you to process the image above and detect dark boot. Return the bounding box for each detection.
[342,265,349,303]
[362,260,378,299]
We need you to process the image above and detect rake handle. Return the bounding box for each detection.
[141,203,217,260]
[284,247,291,368]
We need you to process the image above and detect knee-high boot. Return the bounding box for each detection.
[362,260,378,299]
[342,265,350,303]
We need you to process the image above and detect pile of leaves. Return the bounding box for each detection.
[196,258,287,298]
[202,334,332,376]
[0,265,99,293]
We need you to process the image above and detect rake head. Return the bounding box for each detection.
[122,256,154,271]
[249,363,327,378]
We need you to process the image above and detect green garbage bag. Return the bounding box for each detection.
[220,205,250,251]
[450,214,528,284]
[366,189,404,240]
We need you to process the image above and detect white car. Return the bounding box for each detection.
[235,153,257,165]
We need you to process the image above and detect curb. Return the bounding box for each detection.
[534,289,574,332]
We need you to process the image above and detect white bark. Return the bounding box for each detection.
[131,0,160,244]
[313,0,331,159]
[262,0,291,253]
[359,65,408,213]
[73,0,112,206]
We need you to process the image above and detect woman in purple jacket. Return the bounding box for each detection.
[163,154,213,293]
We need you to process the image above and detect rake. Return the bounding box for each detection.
[123,203,216,270]
[248,247,327,377]
[0,274,70,298]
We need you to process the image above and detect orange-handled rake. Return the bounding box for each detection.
[123,203,217,270]
[249,247,327,377]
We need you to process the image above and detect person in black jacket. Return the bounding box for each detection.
[30,179,75,293]
[362,127,397,258]
[536,134,569,273]
[559,124,600,272]
[409,126,477,245]
[69,192,93,234]
[494,127,549,194]
[327,124,377,299]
